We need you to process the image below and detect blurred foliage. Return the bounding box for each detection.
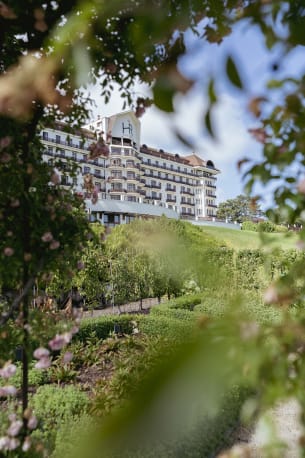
[2,0,305,456]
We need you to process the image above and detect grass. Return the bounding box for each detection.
[200,226,298,251]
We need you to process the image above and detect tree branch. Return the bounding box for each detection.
[0,258,44,326]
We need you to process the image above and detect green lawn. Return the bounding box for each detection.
[200,226,298,251]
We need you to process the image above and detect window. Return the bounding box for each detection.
[127,196,137,202]
[72,151,76,160]
[127,183,136,192]
[48,159,53,166]
[42,131,48,140]
[56,135,61,143]
[95,182,101,190]
[61,175,69,185]
[94,169,101,176]
[84,166,90,173]
[114,215,120,224]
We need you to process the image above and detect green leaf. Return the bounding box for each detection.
[152,76,175,112]
[204,109,215,138]
[208,79,217,105]
[226,55,243,89]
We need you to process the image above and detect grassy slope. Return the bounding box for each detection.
[199,226,298,251]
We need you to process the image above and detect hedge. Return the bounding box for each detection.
[77,314,134,342]
[164,294,202,311]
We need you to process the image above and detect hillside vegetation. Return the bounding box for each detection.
[200,226,298,251]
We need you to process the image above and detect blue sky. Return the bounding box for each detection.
[87,19,305,208]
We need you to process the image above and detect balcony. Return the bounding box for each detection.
[166,198,176,203]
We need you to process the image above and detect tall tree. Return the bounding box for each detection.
[217,195,264,222]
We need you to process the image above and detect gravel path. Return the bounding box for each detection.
[221,399,304,457]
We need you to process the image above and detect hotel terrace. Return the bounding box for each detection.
[41,111,220,227]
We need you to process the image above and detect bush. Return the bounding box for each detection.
[164,294,202,311]
[77,314,134,342]
[31,385,89,453]
[274,224,288,233]
[242,220,258,232]
[150,305,196,321]
[257,220,276,232]
[138,315,195,340]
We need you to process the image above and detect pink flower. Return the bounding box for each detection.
[0,386,17,397]
[34,356,51,369]
[0,363,16,379]
[63,351,73,364]
[22,437,31,452]
[49,240,60,250]
[0,436,10,451]
[297,179,305,194]
[0,136,12,149]
[41,231,53,242]
[50,172,60,185]
[33,347,50,359]
[10,199,20,208]
[3,247,14,257]
[264,284,279,304]
[71,326,79,335]
[27,415,38,430]
[0,153,12,163]
[7,420,22,437]
[48,332,72,350]
[296,240,305,251]
[7,438,20,450]
[77,261,84,270]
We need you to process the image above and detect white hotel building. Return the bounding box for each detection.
[41,111,219,226]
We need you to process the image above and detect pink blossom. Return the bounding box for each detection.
[63,351,73,364]
[0,436,10,451]
[0,153,12,163]
[77,261,84,270]
[296,240,305,251]
[297,179,305,194]
[264,284,279,304]
[7,438,20,450]
[0,362,16,379]
[33,347,50,359]
[27,415,38,430]
[51,172,60,185]
[10,199,20,208]
[48,332,72,350]
[0,136,12,149]
[22,437,31,452]
[3,247,14,257]
[71,326,79,335]
[7,420,22,437]
[49,240,60,250]
[41,231,53,242]
[34,356,51,369]
[0,386,17,397]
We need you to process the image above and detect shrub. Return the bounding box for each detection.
[164,294,202,311]
[31,385,89,453]
[274,224,288,233]
[138,315,194,340]
[242,220,258,232]
[51,414,95,458]
[77,314,134,342]
[257,220,276,232]
[150,305,196,321]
